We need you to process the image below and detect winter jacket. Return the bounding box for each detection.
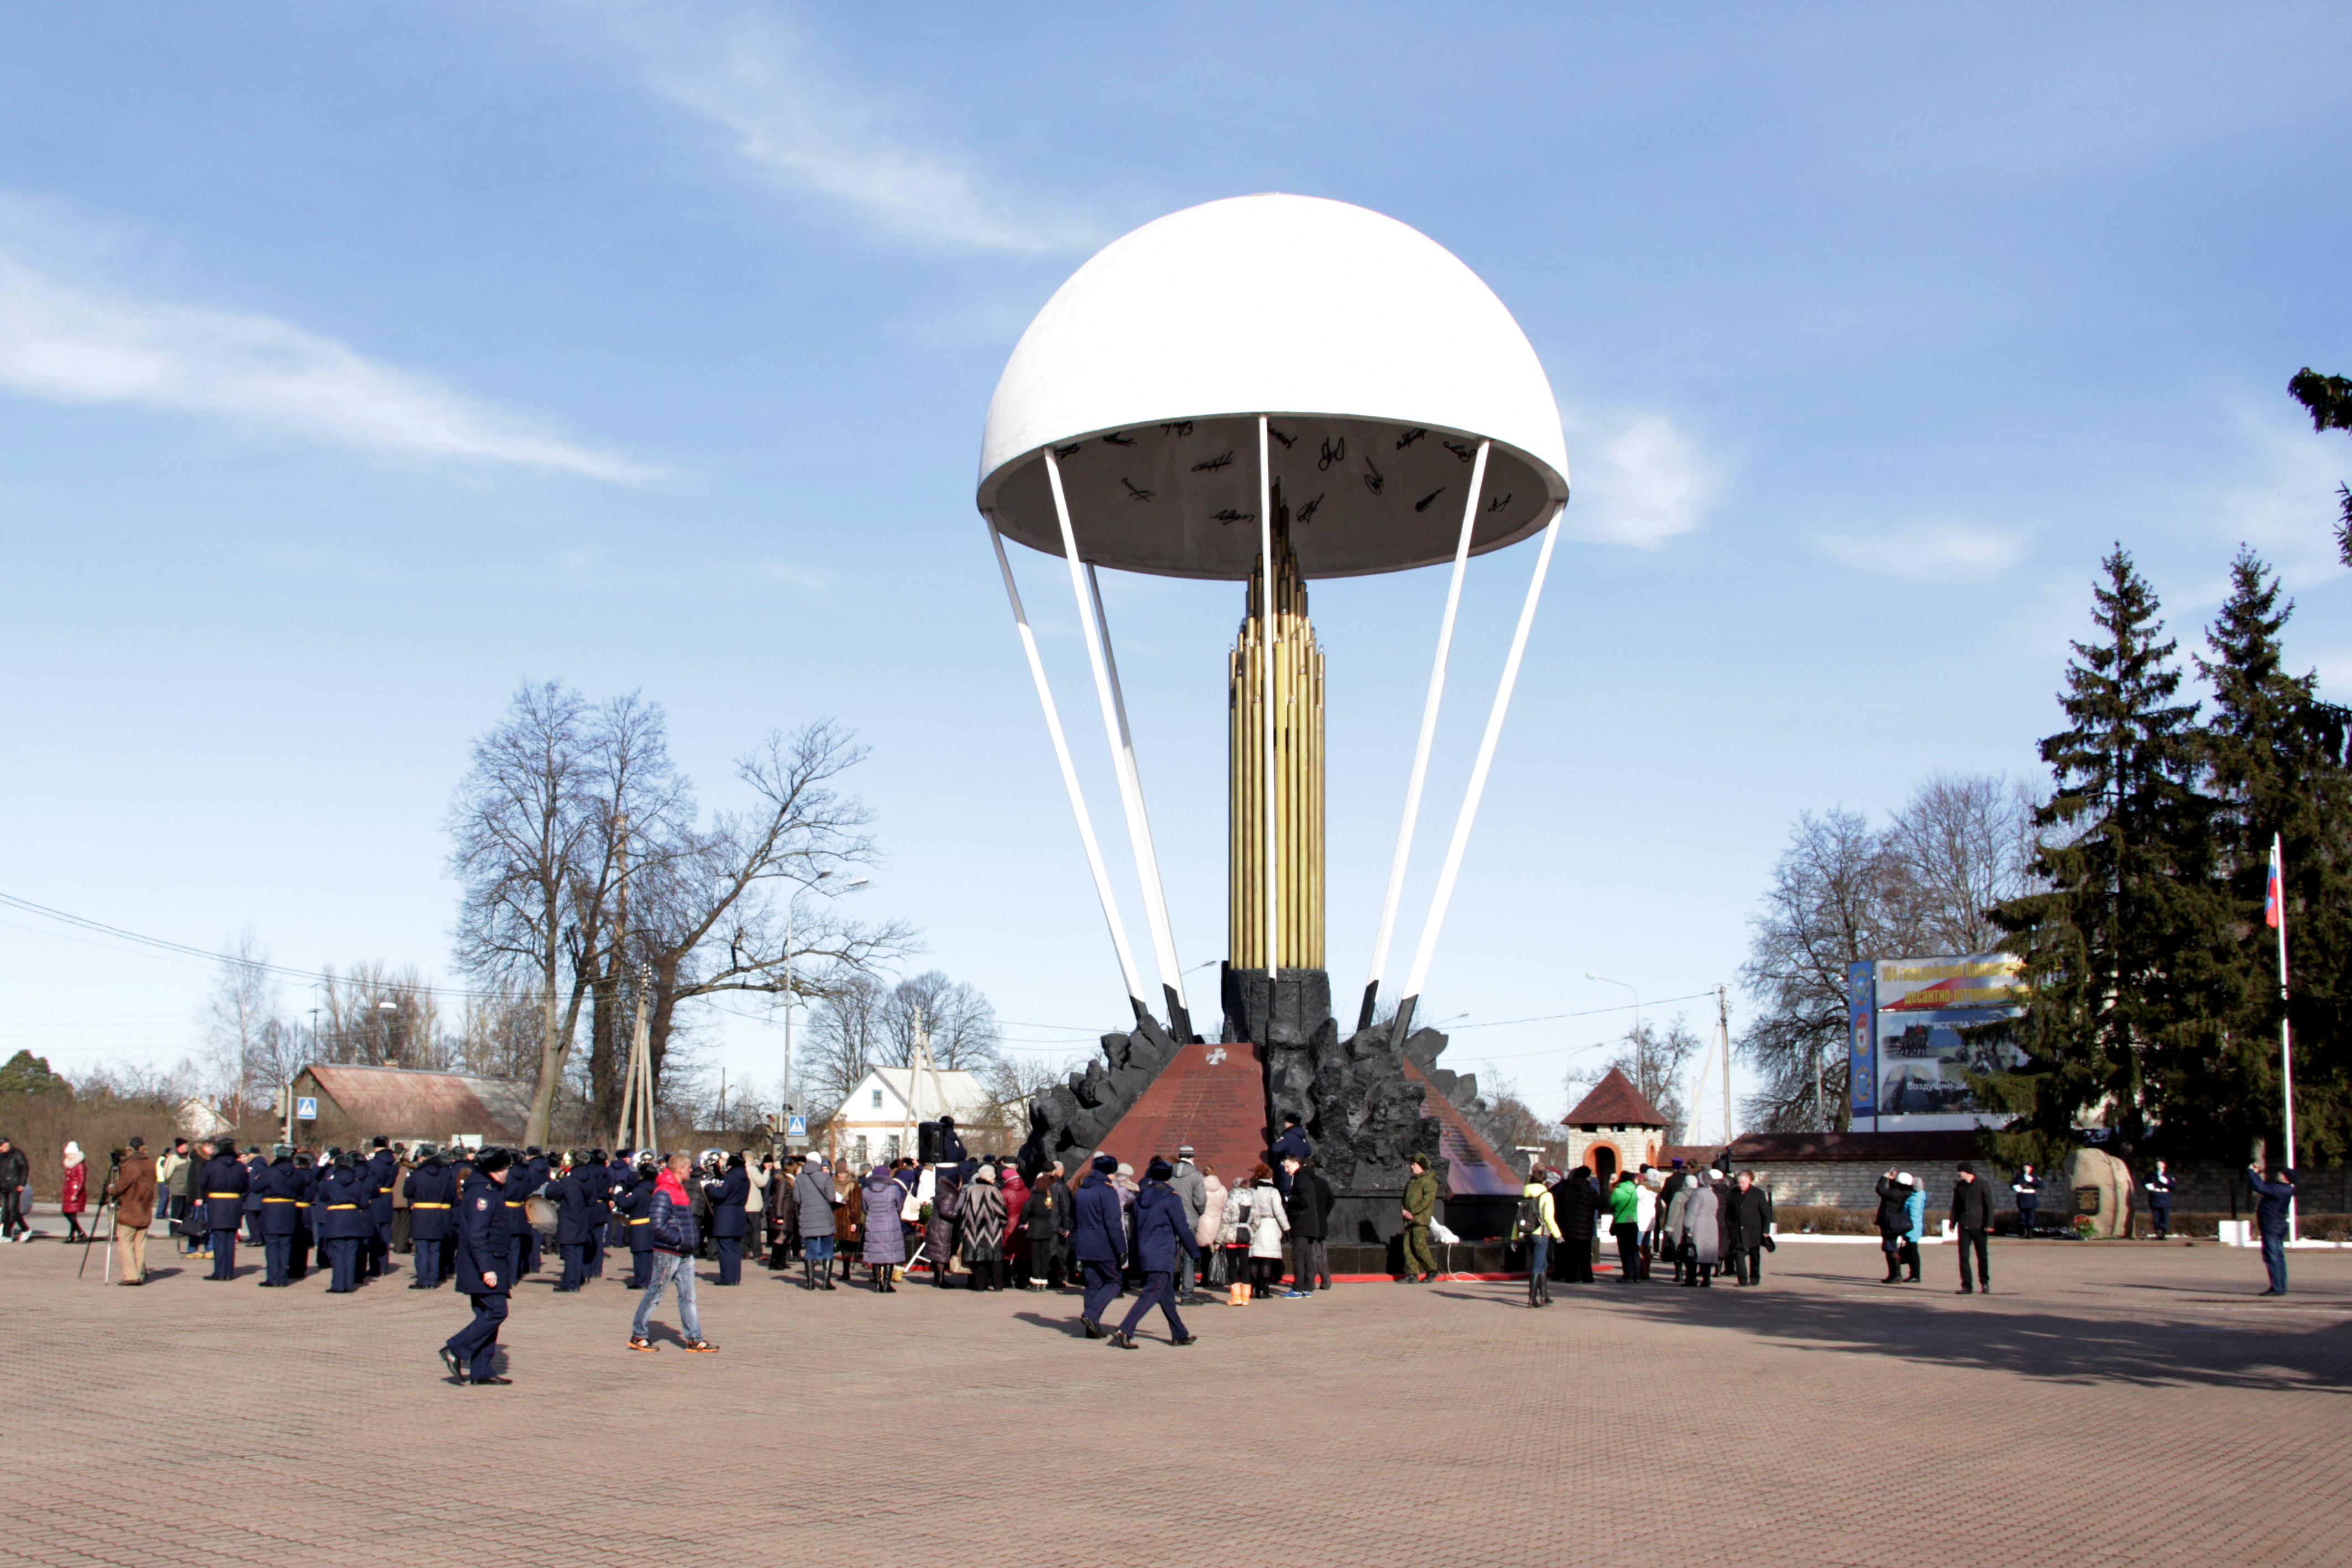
[1287,1169,1334,1240]
[859,1169,906,1263]
[836,1179,863,1245]
[704,1166,750,1240]
[2250,1169,2296,1237]
[999,1170,1032,1241]
[1246,1179,1290,1258]
[449,1172,511,1294]
[1020,1184,1057,1248]
[60,1158,87,1214]
[1168,1160,1208,1231]
[404,1161,458,1241]
[1727,1183,1773,1249]
[1681,1183,1722,1266]
[1903,1187,1926,1245]
[550,1169,597,1246]
[960,1181,1008,1262]
[1131,1180,1201,1273]
[198,1153,249,1230]
[1071,1170,1127,1264]
[106,1153,158,1229]
[1402,1168,1439,1225]
[1607,1178,1640,1227]
[1873,1176,1915,1241]
[649,1172,700,1257]
[1515,1182,1560,1241]
[1949,1175,1993,1230]
[1195,1175,1228,1248]
[795,1167,838,1237]
[1557,1174,1602,1240]
[0,1145,25,1193]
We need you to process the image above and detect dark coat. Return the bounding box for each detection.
[320,1169,374,1241]
[1557,1175,1602,1240]
[198,1153,249,1230]
[1727,1183,1773,1249]
[0,1145,26,1191]
[1949,1175,1993,1230]
[550,1170,597,1245]
[259,1161,305,1236]
[2250,1170,2297,1236]
[703,1167,750,1240]
[649,1177,699,1256]
[619,1173,658,1253]
[1270,1126,1314,1167]
[1131,1180,1200,1273]
[1286,1169,1334,1240]
[794,1167,838,1238]
[450,1173,511,1294]
[1873,1175,1915,1239]
[859,1170,905,1264]
[1072,1171,1127,1264]
[404,1161,458,1240]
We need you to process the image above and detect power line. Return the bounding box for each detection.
[1448,990,1721,1030]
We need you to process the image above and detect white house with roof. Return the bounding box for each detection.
[826,1066,998,1168]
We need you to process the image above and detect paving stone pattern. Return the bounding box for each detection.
[3,1233,2347,1567]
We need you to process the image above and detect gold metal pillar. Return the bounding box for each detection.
[1229,486,1325,970]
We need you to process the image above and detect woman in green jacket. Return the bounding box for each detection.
[1607,1173,1643,1283]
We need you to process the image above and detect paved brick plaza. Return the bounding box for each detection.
[4,1235,2346,1567]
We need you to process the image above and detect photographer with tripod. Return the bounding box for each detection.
[102,1140,155,1283]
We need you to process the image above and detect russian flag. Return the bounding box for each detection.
[2265,838,2283,930]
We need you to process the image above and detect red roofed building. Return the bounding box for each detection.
[289,1063,535,1147]
[1561,1068,1669,1186]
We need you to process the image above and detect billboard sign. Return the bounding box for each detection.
[1846,962,1876,1119]
[1855,954,2026,1131]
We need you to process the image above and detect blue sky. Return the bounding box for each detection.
[1,3,2345,1122]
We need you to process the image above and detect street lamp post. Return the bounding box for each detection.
[1585,973,1638,1039]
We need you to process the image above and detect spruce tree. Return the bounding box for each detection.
[1991,548,2231,1160]
[2198,549,2352,1161]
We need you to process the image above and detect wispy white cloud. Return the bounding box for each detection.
[0,243,650,480]
[2210,404,2349,588]
[606,2,1092,253]
[1816,522,2024,580]
[1562,411,1717,548]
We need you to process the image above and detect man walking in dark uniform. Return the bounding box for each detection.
[1110,1158,1200,1349]
[405,1146,456,1289]
[550,1156,593,1292]
[2249,1163,2297,1296]
[1072,1153,1127,1338]
[200,1140,249,1279]
[2144,1159,2175,1240]
[441,1147,515,1385]
[618,1153,658,1289]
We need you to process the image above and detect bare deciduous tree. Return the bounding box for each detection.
[1883,773,2039,954]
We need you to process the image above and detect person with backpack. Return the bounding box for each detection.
[1515,1165,1560,1307]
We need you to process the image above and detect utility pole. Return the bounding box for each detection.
[1717,984,1732,1146]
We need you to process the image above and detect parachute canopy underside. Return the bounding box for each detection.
[978,194,1569,581]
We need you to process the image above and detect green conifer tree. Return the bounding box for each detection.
[1990,548,2232,1161]
[2197,549,2352,1161]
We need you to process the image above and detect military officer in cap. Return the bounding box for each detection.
[257,1147,302,1286]
[505,1146,548,1283]
[319,1154,371,1292]
[360,1137,397,1279]
[441,1147,516,1385]
[405,1145,457,1289]
[283,1150,317,1282]
[199,1140,249,1279]
[616,1152,658,1289]
[578,1149,611,1281]
[703,1151,751,1285]
[548,1155,594,1292]
[240,1152,267,1250]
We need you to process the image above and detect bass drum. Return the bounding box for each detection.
[525,1194,560,1238]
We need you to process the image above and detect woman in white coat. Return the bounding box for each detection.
[1195,1164,1230,1285]
[1243,1162,1290,1299]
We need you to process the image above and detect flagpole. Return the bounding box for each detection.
[2273,832,2298,1244]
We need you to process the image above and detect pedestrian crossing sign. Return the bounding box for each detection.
[295,1096,318,1120]
[787,1115,807,1138]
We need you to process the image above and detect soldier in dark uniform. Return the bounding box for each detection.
[578,1150,610,1281]
[604,1149,634,1269]
[2145,1159,2175,1240]
[257,1148,301,1287]
[240,1152,267,1250]
[404,1146,456,1289]
[704,1151,751,1285]
[2012,1164,2043,1238]
[283,1152,317,1282]
[441,1147,515,1385]
[1268,1114,1312,1198]
[360,1137,397,1279]
[199,1140,249,1279]
[617,1154,658,1289]
[505,1146,547,1284]
[549,1156,594,1292]
[320,1155,370,1293]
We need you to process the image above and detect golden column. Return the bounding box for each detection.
[1229,486,1325,971]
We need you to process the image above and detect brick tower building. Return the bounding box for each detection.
[1562,1068,1669,1186]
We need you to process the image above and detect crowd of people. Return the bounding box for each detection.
[1,1119,2311,1380]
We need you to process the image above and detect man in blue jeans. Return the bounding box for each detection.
[2249,1163,2297,1296]
[630,1151,719,1353]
